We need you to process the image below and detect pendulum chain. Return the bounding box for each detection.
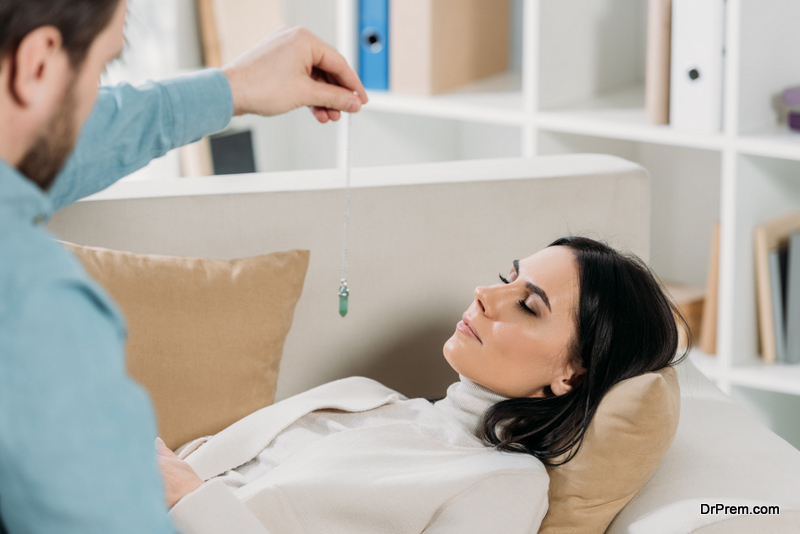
[338,112,353,317]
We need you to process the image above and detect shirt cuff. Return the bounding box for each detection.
[170,479,270,534]
[160,68,234,147]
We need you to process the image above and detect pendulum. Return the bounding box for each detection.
[338,279,349,317]
[338,107,354,317]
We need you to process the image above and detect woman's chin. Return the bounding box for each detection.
[442,334,463,371]
[442,333,457,355]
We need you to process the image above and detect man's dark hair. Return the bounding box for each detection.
[0,0,121,70]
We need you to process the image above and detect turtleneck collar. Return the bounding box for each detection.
[431,375,510,437]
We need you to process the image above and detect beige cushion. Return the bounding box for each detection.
[63,242,309,450]
[539,366,680,534]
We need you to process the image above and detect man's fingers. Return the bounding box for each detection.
[307,79,361,113]
[309,106,343,123]
[309,39,368,105]
[308,66,361,113]
[309,106,330,123]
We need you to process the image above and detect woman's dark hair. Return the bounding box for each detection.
[478,236,688,466]
[0,0,121,70]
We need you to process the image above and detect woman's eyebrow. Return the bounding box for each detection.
[513,259,552,312]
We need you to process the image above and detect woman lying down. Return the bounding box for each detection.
[157,237,683,534]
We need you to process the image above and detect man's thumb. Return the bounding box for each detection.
[155,437,177,458]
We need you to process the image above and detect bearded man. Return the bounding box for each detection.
[0,1,367,532]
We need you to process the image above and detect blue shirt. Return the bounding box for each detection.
[0,69,233,533]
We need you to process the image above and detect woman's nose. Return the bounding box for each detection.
[474,285,488,314]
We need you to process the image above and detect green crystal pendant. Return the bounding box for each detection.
[338,282,350,318]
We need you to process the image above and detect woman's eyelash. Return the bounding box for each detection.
[518,300,537,317]
[499,273,538,316]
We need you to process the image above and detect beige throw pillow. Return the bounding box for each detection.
[539,366,680,534]
[63,243,309,450]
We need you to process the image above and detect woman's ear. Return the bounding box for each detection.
[550,364,586,397]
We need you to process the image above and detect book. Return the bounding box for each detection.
[669,0,725,132]
[786,233,800,363]
[196,0,222,67]
[178,138,214,177]
[662,281,706,350]
[645,0,672,125]
[390,0,510,95]
[754,213,800,363]
[196,0,284,67]
[769,247,788,363]
[359,0,390,90]
[699,222,720,354]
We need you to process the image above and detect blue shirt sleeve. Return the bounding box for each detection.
[48,68,233,210]
[0,266,177,533]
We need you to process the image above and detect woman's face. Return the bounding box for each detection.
[443,246,583,398]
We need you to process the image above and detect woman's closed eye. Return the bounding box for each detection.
[498,273,538,317]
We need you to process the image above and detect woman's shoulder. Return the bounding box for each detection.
[308,376,404,399]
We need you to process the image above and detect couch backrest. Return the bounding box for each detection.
[49,155,649,401]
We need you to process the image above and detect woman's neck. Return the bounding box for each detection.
[431,375,510,436]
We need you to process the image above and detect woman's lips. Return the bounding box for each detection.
[457,315,481,343]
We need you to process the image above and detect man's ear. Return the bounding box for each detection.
[11,26,65,107]
[550,364,586,397]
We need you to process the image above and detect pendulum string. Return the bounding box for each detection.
[338,111,353,317]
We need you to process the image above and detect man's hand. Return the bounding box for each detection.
[155,437,204,509]
[221,26,369,123]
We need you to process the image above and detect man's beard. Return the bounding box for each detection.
[17,83,79,192]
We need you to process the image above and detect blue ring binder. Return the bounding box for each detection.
[358,0,389,91]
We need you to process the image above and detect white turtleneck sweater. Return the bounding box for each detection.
[213,375,510,491]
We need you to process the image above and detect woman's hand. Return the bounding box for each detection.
[155,437,204,509]
[222,26,369,123]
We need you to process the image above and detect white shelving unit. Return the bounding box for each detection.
[326,0,800,447]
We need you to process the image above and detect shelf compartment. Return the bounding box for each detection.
[364,72,525,126]
[736,0,800,136]
[727,155,800,366]
[352,111,522,168]
[537,86,727,151]
[538,0,646,111]
[227,110,337,174]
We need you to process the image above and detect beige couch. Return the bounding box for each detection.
[49,155,800,532]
